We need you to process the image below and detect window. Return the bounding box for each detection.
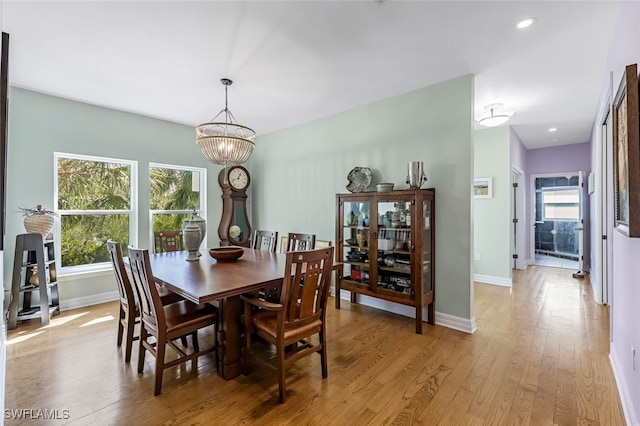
[149,163,206,250]
[542,188,579,221]
[55,153,137,272]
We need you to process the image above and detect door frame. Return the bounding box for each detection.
[529,171,585,269]
[511,166,527,269]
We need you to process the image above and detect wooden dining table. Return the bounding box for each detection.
[147,248,289,380]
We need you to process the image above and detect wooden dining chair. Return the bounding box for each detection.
[107,240,187,362]
[153,230,183,253]
[241,246,334,403]
[128,247,218,396]
[252,230,278,252]
[286,232,316,251]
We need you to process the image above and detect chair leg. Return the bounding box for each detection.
[277,343,286,404]
[137,325,148,374]
[117,306,124,347]
[320,328,328,379]
[154,337,166,396]
[180,336,188,346]
[124,311,136,363]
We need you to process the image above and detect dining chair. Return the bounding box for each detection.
[252,230,278,252]
[153,230,184,253]
[241,246,334,403]
[286,232,316,251]
[128,247,218,396]
[107,240,187,363]
[314,240,332,248]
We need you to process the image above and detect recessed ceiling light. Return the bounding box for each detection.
[548,128,557,132]
[517,18,536,29]
[552,138,559,142]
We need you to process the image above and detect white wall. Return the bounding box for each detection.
[473,127,511,286]
[250,75,475,327]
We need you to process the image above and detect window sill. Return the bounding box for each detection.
[59,268,112,282]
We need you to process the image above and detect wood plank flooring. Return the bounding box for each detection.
[5,266,626,425]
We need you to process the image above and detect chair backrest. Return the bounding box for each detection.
[128,247,165,330]
[279,247,334,328]
[107,240,136,309]
[252,230,278,252]
[286,233,316,252]
[153,230,184,254]
[315,240,332,248]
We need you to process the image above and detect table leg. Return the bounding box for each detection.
[216,296,243,380]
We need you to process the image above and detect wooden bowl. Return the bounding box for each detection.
[209,247,244,262]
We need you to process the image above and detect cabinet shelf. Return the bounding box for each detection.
[336,189,435,334]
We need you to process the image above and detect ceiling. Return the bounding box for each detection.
[1,1,621,150]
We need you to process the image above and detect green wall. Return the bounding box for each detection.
[473,127,511,281]
[251,75,475,321]
[4,88,224,303]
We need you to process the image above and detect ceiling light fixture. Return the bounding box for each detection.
[517,17,536,29]
[548,127,557,132]
[475,103,515,127]
[196,78,255,169]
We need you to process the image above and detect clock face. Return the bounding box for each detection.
[229,167,249,190]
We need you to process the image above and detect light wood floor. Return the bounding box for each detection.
[6,266,625,425]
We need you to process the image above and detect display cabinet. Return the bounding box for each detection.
[7,233,60,329]
[335,189,435,334]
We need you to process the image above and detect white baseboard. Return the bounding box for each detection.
[473,274,512,287]
[610,345,640,426]
[335,289,476,334]
[59,291,119,311]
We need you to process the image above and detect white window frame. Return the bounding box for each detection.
[541,186,580,221]
[148,162,207,250]
[54,152,138,274]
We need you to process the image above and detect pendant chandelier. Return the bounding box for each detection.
[196,78,255,167]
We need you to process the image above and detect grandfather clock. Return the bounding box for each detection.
[218,166,251,247]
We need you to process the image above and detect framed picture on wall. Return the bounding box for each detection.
[612,63,640,237]
[474,177,493,199]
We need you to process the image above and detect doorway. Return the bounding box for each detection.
[531,172,584,271]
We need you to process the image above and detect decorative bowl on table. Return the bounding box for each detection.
[209,247,244,262]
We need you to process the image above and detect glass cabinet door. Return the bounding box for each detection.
[342,200,371,287]
[422,198,432,294]
[376,198,412,296]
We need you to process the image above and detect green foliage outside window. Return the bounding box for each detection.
[57,158,202,268]
[150,167,201,232]
[58,157,132,267]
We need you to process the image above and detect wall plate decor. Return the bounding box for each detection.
[346,167,372,193]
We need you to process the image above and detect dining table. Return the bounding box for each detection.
[146,247,342,380]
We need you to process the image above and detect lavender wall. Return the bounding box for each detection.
[594,2,640,424]
[527,142,591,175]
[525,142,591,266]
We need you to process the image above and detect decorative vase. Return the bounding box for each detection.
[406,161,427,189]
[29,267,39,287]
[23,205,55,237]
[182,211,206,261]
